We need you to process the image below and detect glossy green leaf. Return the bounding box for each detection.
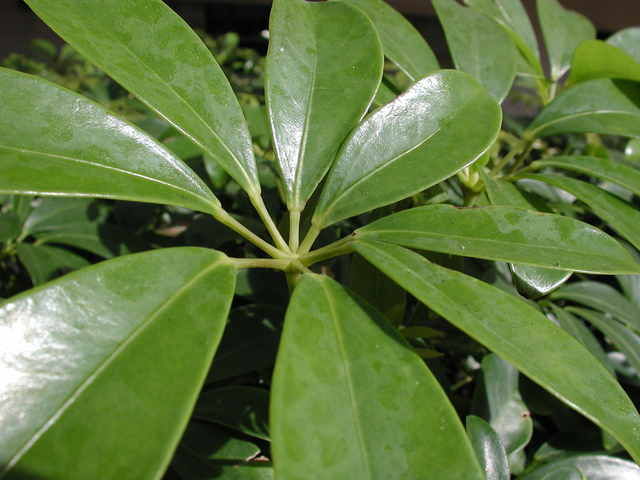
[352,240,640,463]
[0,68,220,215]
[265,0,382,213]
[466,416,510,480]
[17,242,90,285]
[616,241,640,309]
[0,247,236,479]
[271,273,485,480]
[567,41,640,86]
[313,71,501,228]
[350,252,406,325]
[537,0,595,81]
[517,174,640,251]
[472,354,533,458]
[462,0,542,76]
[539,466,585,480]
[355,204,640,274]
[608,28,640,64]
[24,0,259,195]
[627,138,640,162]
[330,0,439,82]
[547,303,615,377]
[172,422,274,480]
[482,173,572,297]
[194,386,270,441]
[518,455,640,480]
[524,79,640,140]
[532,156,640,197]
[433,0,517,103]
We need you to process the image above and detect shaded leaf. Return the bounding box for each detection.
[24,0,259,194]
[0,68,220,214]
[517,455,640,480]
[271,273,485,480]
[313,70,501,228]
[607,28,640,65]
[17,242,90,285]
[0,211,21,242]
[352,240,640,464]
[355,204,640,274]
[466,416,510,480]
[539,466,585,480]
[22,197,100,236]
[266,0,383,212]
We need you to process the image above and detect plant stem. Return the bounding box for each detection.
[249,193,291,254]
[213,209,287,259]
[289,210,301,252]
[299,234,356,266]
[297,223,321,255]
[488,138,531,178]
[231,257,291,270]
[507,141,535,176]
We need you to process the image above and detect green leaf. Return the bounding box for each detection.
[17,242,90,285]
[517,174,640,251]
[537,0,595,81]
[355,204,640,274]
[271,273,485,480]
[517,455,640,480]
[313,70,501,228]
[23,0,259,195]
[567,41,640,86]
[0,68,220,215]
[626,138,640,162]
[433,0,517,103]
[350,252,406,325]
[194,386,270,441]
[532,156,640,198]
[171,422,274,480]
[265,0,383,212]
[466,416,510,480]
[22,197,100,236]
[0,211,21,242]
[539,466,586,480]
[330,0,439,82]
[352,240,640,464]
[462,0,542,76]
[607,28,640,65]
[0,247,236,479]
[524,79,640,140]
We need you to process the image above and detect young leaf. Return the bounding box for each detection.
[433,0,517,103]
[0,247,236,480]
[466,416,510,480]
[524,79,640,140]
[354,205,640,274]
[266,0,383,213]
[567,41,640,86]
[0,68,221,215]
[517,174,640,251]
[312,70,501,228]
[330,0,439,82]
[23,0,259,195]
[537,0,595,81]
[352,240,640,464]
[270,273,485,480]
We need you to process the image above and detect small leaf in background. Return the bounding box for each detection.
[266,0,383,213]
[353,241,640,464]
[607,27,640,65]
[21,197,100,235]
[538,466,586,480]
[271,273,485,480]
[524,79,640,140]
[194,386,270,441]
[0,211,21,242]
[17,242,90,285]
[331,0,439,82]
[466,416,511,480]
[567,41,640,86]
[433,0,517,103]
[171,422,274,480]
[0,68,221,215]
[0,248,235,479]
[24,0,260,195]
[313,70,501,228]
[517,455,640,480]
[355,204,640,274]
[537,0,595,81]
[462,0,542,76]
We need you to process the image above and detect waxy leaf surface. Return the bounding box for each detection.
[331,0,439,82]
[433,0,517,103]
[517,455,640,480]
[567,41,640,85]
[353,240,640,464]
[270,273,484,480]
[24,0,259,194]
[266,0,383,212]
[0,69,220,214]
[355,204,640,274]
[466,416,510,480]
[525,79,640,140]
[313,70,501,228]
[0,247,236,480]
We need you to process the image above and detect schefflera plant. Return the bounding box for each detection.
[1,0,640,479]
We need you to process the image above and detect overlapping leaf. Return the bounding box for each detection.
[0,248,236,479]
[466,416,510,480]
[567,41,640,85]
